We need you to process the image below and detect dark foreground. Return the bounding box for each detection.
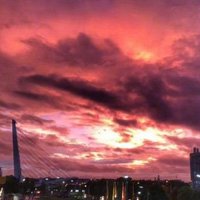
[0,176,199,200]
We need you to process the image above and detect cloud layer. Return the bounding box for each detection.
[1,0,200,181]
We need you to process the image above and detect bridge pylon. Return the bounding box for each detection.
[12,119,21,180]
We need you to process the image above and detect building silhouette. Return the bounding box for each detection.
[190,147,200,189]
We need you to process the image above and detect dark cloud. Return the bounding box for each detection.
[14,90,75,111]
[19,74,133,111]
[15,91,53,103]
[18,66,200,131]
[166,76,200,97]
[124,74,173,122]
[20,114,53,125]
[122,65,200,130]
[114,118,138,127]
[16,34,200,134]
[0,99,21,110]
[23,33,122,68]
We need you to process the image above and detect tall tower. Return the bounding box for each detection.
[190,147,200,190]
[12,119,21,180]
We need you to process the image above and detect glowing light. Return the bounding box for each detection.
[157,144,177,150]
[91,125,174,150]
[92,125,141,148]
[100,196,104,200]
[132,157,156,166]
[135,50,154,61]
[0,187,4,196]
[101,118,114,126]
[91,152,103,161]
[132,160,149,166]
[92,126,122,145]
[130,127,165,144]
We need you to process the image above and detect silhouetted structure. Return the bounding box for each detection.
[190,147,200,189]
[12,119,21,180]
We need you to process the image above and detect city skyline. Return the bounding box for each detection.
[1,0,200,181]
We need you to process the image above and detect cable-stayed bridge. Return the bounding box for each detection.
[8,119,70,180]
[1,119,185,180]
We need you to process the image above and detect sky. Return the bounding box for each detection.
[1,0,200,181]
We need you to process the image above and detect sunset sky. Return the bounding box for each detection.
[1,0,200,181]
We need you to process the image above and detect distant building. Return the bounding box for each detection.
[190,147,200,189]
